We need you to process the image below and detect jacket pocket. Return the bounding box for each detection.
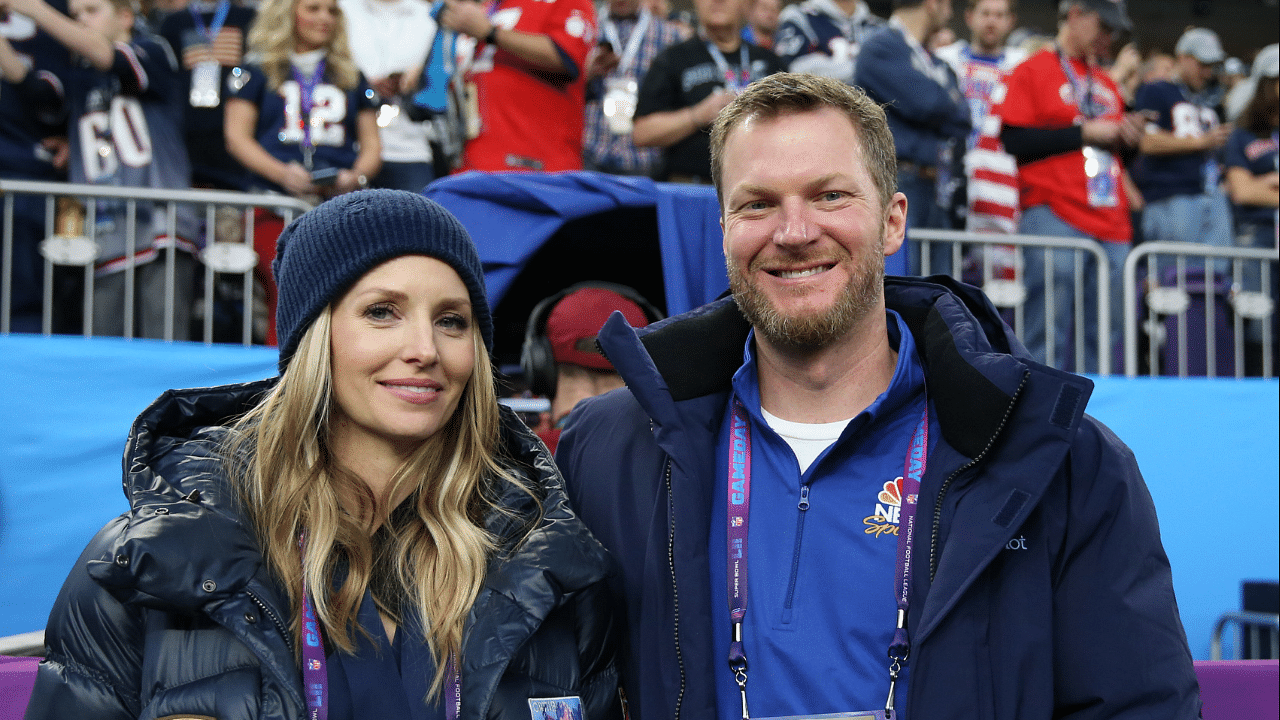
[141,667,262,720]
[972,580,997,720]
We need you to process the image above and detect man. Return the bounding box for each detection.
[740,0,778,51]
[854,0,971,275]
[439,0,596,172]
[631,0,783,183]
[557,72,1199,720]
[772,0,882,83]
[1132,27,1233,254]
[994,0,1145,372]
[582,0,685,177]
[521,283,657,453]
[936,0,1025,233]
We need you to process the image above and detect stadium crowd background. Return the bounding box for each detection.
[0,0,1276,374]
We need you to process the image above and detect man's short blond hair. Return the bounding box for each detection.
[709,73,899,210]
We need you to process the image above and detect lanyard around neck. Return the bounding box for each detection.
[299,535,462,720]
[1055,47,1101,119]
[602,10,651,75]
[290,57,326,167]
[188,0,231,42]
[725,399,929,720]
[704,40,751,92]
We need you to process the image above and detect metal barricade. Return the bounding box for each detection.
[1211,611,1280,660]
[1,180,312,345]
[1123,242,1278,378]
[0,630,44,657]
[910,228,1113,375]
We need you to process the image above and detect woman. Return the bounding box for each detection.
[24,190,622,719]
[225,0,382,345]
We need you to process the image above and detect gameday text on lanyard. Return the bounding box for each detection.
[726,400,929,720]
[299,535,461,720]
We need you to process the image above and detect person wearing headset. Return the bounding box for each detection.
[521,283,661,453]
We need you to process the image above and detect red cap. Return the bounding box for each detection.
[546,287,650,369]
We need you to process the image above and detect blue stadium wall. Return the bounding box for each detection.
[1,333,1276,660]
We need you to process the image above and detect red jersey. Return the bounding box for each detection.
[994,47,1131,242]
[459,0,595,172]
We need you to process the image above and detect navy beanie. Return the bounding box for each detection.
[273,189,492,372]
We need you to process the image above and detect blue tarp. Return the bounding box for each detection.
[1,333,1275,660]
[425,171,729,315]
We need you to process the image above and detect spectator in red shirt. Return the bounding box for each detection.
[440,0,596,172]
[994,0,1145,372]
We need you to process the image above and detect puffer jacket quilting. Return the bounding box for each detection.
[25,378,622,720]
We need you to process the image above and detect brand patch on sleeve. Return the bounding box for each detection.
[528,696,584,720]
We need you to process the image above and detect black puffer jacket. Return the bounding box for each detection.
[24,379,622,720]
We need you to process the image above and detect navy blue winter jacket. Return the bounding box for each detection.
[557,276,1201,720]
[25,379,622,720]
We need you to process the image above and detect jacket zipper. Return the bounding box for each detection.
[781,484,811,623]
[247,589,294,654]
[665,457,687,720]
[928,372,1029,581]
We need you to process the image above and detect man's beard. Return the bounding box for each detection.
[728,231,885,352]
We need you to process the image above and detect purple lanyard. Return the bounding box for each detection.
[298,535,462,720]
[725,400,928,720]
[291,58,327,161]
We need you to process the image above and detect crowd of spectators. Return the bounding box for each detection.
[0,0,1276,371]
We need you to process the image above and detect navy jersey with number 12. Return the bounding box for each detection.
[226,61,376,193]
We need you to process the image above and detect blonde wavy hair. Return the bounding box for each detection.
[246,0,361,91]
[223,308,514,699]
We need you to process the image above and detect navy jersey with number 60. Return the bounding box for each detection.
[226,62,376,193]
[63,35,198,265]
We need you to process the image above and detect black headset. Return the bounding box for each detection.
[519,281,665,398]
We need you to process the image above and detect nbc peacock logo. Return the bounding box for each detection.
[864,477,904,538]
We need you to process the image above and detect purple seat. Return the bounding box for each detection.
[0,656,39,720]
[1160,267,1237,377]
[1195,659,1279,720]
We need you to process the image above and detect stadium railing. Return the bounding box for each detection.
[1123,242,1279,378]
[0,179,313,344]
[910,228,1114,375]
[1211,611,1280,660]
[0,631,42,657]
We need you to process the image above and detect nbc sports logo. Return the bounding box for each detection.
[863,478,904,538]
